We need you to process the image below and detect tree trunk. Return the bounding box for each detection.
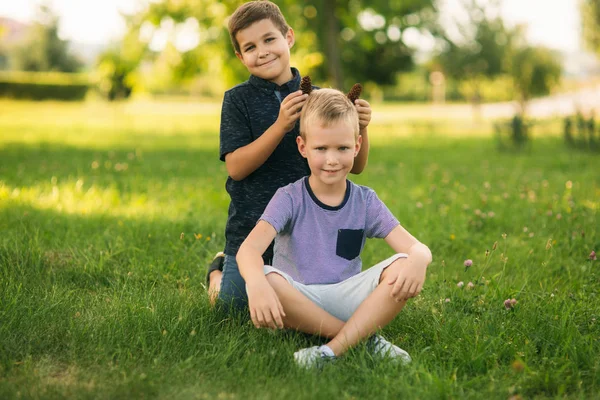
[470,78,482,122]
[323,0,343,88]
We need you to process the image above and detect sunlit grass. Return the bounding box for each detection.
[0,99,598,399]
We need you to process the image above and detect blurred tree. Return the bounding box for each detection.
[10,5,82,72]
[0,23,8,70]
[97,49,137,101]
[507,45,562,116]
[434,0,516,105]
[117,0,437,95]
[298,0,438,89]
[434,0,561,112]
[0,47,7,71]
[121,0,233,93]
[96,20,147,100]
[581,0,600,55]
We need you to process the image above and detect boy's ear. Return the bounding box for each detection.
[235,51,244,63]
[296,135,307,158]
[354,134,362,157]
[286,28,295,49]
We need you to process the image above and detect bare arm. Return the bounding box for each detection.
[350,99,372,174]
[237,220,286,329]
[351,126,369,174]
[226,91,308,181]
[384,225,432,301]
[237,220,277,286]
[225,121,287,181]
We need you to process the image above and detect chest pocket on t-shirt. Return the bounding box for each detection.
[336,229,364,260]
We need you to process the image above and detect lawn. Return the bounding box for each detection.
[0,99,598,399]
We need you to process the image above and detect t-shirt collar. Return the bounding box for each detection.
[304,177,351,211]
[249,67,300,93]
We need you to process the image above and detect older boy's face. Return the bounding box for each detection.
[297,119,361,188]
[235,19,294,86]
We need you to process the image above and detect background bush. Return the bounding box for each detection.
[0,71,89,101]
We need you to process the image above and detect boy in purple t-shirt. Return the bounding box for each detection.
[237,89,432,368]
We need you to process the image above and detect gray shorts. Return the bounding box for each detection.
[262,253,408,322]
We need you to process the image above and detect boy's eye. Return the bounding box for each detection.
[265,37,274,43]
[316,147,326,151]
[339,146,350,151]
[244,45,255,52]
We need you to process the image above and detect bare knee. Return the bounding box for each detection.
[379,257,406,284]
[265,272,290,292]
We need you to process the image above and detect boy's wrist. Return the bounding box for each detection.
[273,119,289,135]
[246,275,269,288]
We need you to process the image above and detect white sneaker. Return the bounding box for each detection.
[367,334,411,364]
[293,345,336,369]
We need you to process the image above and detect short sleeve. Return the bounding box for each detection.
[260,188,294,233]
[220,90,252,161]
[365,190,399,238]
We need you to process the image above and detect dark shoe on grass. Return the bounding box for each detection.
[206,252,225,285]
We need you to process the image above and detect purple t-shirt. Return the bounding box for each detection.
[260,177,399,285]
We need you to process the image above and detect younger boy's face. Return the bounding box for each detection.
[297,119,361,187]
[235,19,294,86]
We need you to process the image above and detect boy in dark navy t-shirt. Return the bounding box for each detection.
[208,1,373,310]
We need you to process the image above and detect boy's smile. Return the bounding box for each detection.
[235,19,295,86]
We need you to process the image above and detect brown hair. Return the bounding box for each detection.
[228,1,290,53]
[300,89,360,140]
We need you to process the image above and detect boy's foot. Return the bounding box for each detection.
[293,345,336,369]
[207,252,225,305]
[367,334,411,364]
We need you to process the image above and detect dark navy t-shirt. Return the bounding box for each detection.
[219,68,313,261]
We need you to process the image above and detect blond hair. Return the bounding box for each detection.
[228,1,289,54]
[300,88,359,140]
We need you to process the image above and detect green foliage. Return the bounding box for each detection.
[437,2,511,81]
[494,116,530,150]
[434,0,562,110]
[122,0,233,88]
[297,0,437,88]
[383,71,513,103]
[564,113,599,151]
[1,100,599,398]
[581,0,600,55]
[0,42,8,71]
[510,114,528,146]
[0,54,8,71]
[9,6,82,73]
[457,74,513,102]
[96,49,136,101]
[383,71,431,101]
[95,22,149,101]
[0,71,89,100]
[435,0,514,99]
[507,46,562,114]
[117,0,436,94]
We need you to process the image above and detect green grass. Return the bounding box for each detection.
[0,99,599,399]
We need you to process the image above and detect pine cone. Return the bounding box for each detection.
[300,76,313,95]
[347,83,363,103]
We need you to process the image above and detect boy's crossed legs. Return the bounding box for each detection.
[262,254,411,367]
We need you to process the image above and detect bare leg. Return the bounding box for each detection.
[326,259,407,356]
[266,273,344,338]
[208,270,222,306]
